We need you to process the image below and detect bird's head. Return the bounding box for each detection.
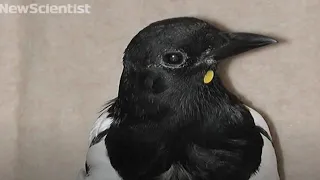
[115,17,277,121]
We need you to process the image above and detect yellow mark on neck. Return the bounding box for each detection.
[204,70,214,84]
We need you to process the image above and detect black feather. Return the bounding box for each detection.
[103,17,272,180]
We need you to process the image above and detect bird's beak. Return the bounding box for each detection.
[213,32,277,60]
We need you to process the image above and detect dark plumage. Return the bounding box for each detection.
[78,17,279,180]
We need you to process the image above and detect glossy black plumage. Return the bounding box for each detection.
[103,17,277,180]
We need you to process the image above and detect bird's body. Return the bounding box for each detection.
[77,106,279,180]
[77,17,279,180]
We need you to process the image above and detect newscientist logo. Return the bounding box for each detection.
[0,3,91,14]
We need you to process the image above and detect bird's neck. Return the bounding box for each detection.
[108,77,245,128]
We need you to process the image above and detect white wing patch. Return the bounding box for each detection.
[245,106,272,140]
[246,106,280,180]
[77,113,119,180]
[88,113,113,145]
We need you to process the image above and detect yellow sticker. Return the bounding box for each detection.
[204,70,214,84]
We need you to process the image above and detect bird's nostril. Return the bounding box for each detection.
[204,58,215,66]
[194,57,216,67]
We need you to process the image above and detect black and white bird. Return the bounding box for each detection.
[77,17,280,180]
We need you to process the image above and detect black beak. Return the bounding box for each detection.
[213,32,277,60]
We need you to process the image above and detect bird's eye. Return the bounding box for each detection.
[163,52,184,65]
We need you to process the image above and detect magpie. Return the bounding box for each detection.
[77,17,280,180]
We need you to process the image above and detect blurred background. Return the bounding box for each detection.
[1,0,320,180]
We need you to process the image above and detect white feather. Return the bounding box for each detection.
[88,113,113,145]
[246,106,280,180]
[77,113,119,180]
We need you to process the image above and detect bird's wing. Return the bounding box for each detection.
[88,113,113,146]
[77,113,120,180]
[245,106,280,180]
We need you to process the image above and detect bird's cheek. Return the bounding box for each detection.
[188,66,216,85]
